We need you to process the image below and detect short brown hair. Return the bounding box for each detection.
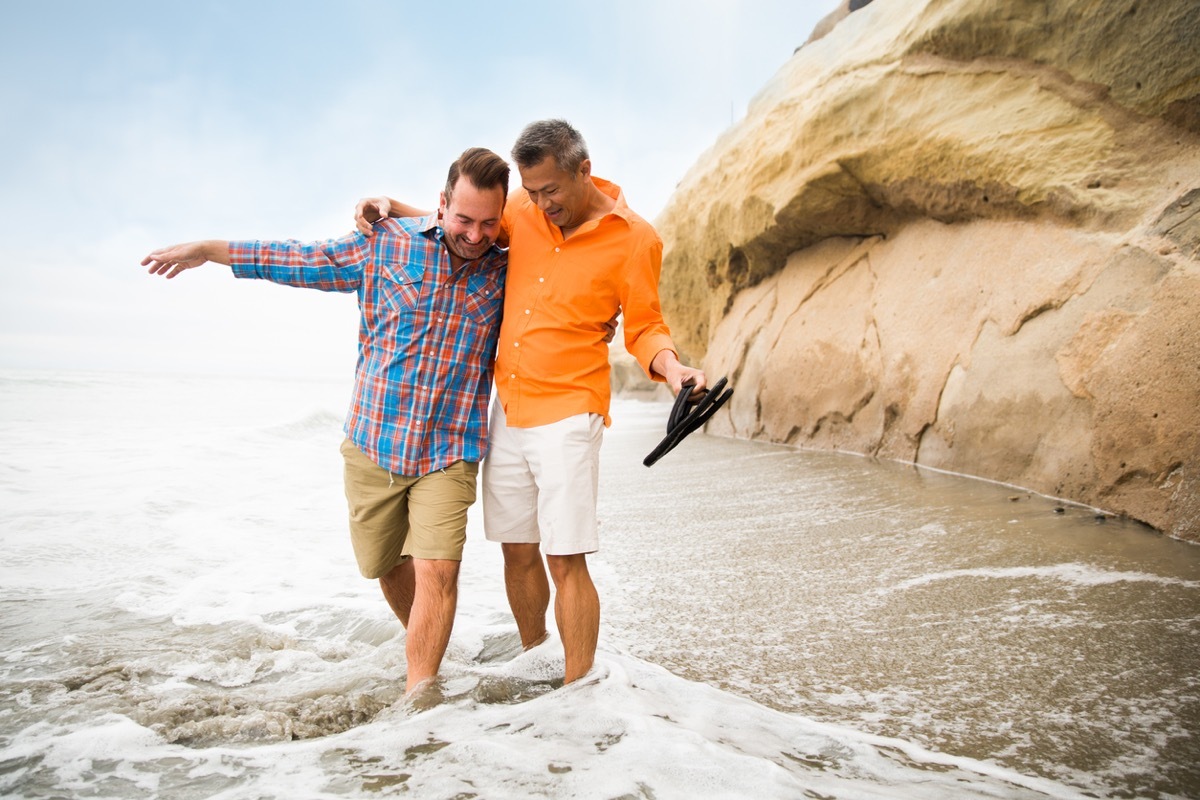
[445,147,510,201]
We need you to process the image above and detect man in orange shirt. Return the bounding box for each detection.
[357,120,706,684]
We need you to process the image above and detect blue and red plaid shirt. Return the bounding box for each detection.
[230,215,506,476]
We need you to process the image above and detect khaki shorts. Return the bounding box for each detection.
[340,438,479,578]
[481,403,604,556]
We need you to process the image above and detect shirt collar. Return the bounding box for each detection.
[591,176,634,226]
[418,213,440,235]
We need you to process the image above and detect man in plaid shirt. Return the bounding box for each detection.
[142,147,510,697]
[353,122,708,687]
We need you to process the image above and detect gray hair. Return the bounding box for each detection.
[511,119,589,173]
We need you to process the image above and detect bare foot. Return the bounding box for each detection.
[524,631,550,651]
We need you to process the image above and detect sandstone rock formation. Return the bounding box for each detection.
[654,0,1200,540]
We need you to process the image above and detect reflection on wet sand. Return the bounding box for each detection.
[599,400,1200,797]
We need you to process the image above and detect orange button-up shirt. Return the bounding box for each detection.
[494,176,676,428]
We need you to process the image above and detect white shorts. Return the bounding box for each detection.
[482,402,604,555]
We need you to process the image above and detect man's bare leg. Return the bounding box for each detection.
[546,553,599,683]
[403,558,461,695]
[379,558,416,627]
[500,542,550,649]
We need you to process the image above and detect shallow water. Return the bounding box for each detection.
[1,371,1197,799]
[601,413,1200,798]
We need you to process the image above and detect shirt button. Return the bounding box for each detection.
[514,342,520,347]
[554,247,560,253]
[524,309,531,315]
[510,373,516,379]
[539,277,544,283]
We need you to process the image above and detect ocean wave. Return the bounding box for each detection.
[882,563,1200,593]
[252,410,345,440]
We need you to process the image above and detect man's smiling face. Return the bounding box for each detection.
[439,179,505,262]
[519,156,592,232]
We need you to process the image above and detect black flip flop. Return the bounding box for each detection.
[643,376,734,467]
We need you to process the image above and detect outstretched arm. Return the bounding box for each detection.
[142,240,230,279]
[354,196,433,236]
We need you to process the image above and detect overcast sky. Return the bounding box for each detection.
[0,0,835,380]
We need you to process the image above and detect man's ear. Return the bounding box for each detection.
[577,159,592,181]
[438,190,448,219]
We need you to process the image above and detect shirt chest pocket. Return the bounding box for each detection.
[380,261,424,315]
[461,271,504,329]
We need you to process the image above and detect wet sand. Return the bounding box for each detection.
[598,400,1200,797]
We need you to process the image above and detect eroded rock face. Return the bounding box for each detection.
[656,0,1200,540]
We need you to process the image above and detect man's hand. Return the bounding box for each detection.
[651,349,707,400]
[355,197,393,237]
[672,365,708,401]
[142,240,229,279]
[602,311,620,344]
